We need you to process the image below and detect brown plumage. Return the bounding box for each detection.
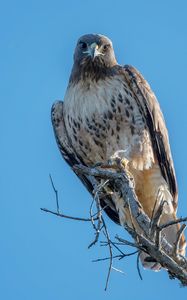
[51,34,186,269]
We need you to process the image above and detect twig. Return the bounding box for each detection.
[173,224,186,256]
[150,201,166,249]
[91,204,108,217]
[89,198,97,231]
[92,250,138,262]
[150,200,166,238]
[159,217,187,230]
[136,252,143,280]
[93,255,120,263]
[88,197,102,248]
[102,217,113,291]
[49,174,59,213]
[150,190,160,226]
[115,235,145,251]
[40,208,98,222]
[88,180,108,248]
[109,239,128,257]
[111,266,125,274]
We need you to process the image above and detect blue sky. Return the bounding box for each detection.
[1,0,187,299]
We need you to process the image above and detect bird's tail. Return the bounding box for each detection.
[110,184,186,271]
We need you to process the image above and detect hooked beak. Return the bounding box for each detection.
[83,42,103,59]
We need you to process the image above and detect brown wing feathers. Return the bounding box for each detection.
[123,65,177,204]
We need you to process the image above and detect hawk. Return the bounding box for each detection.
[51,34,186,270]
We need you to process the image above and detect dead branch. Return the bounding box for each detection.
[43,164,187,288]
[159,217,187,230]
[75,164,187,286]
[92,250,138,262]
[88,181,108,248]
[102,217,113,291]
[49,174,59,213]
[40,208,98,222]
[150,200,166,240]
[136,252,143,280]
[173,224,186,257]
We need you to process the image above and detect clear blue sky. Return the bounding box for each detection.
[1,0,187,299]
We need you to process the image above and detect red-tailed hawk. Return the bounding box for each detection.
[51,34,186,270]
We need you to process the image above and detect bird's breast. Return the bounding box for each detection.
[63,76,154,169]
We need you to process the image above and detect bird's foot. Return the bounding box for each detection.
[108,155,130,172]
[92,155,133,180]
[108,156,134,185]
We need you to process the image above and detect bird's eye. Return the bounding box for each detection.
[103,44,110,51]
[79,41,87,50]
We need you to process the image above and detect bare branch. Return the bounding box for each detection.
[115,235,144,251]
[150,200,166,240]
[92,250,138,263]
[111,266,125,274]
[173,224,187,257]
[40,208,98,222]
[75,164,187,285]
[43,163,187,287]
[102,217,113,291]
[159,217,187,230]
[49,174,59,213]
[136,252,143,280]
[88,180,109,248]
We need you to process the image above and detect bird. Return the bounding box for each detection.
[51,33,186,270]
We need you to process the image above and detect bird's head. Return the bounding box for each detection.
[70,34,118,82]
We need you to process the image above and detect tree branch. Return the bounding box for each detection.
[43,164,187,288]
[41,208,98,222]
[75,164,187,286]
